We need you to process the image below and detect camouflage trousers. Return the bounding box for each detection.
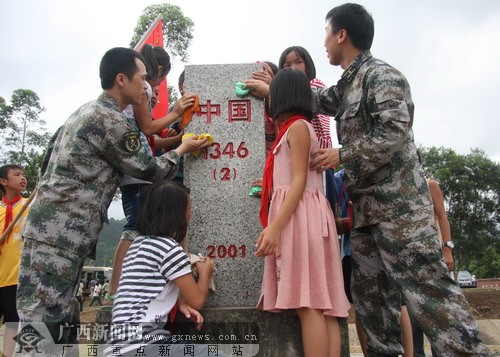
[16,238,84,356]
[350,205,489,357]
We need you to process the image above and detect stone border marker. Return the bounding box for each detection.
[181,63,349,356]
[184,63,265,308]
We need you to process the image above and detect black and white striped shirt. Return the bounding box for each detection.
[108,235,191,351]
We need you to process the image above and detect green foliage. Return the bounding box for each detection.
[0,89,50,196]
[130,3,194,62]
[468,246,500,279]
[0,96,13,130]
[2,89,48,153]
[420,147,500,278]
[168,84,179,107]
[85,218,126,267]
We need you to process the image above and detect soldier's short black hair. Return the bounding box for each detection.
[140,44,171,82]
[278,46,316,81]
[99,47,146,90]
[326,3,374,51]
[0,164,23,195]
[269,68,313,121]
[136,181,190,243]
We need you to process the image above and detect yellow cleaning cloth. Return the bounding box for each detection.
[182,133,215,157]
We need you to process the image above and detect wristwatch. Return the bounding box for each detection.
[442,241,455,249]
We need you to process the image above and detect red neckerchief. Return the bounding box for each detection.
[1,194,22,248]
[168,302,178,332]
[260,114,305,227]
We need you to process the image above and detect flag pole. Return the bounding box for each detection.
[133,14,163,51]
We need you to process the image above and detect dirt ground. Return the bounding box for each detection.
[462,288,500,320]
[344,288,500,323]
[80,288,500,325]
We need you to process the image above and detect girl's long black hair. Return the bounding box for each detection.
[136,181,190,243]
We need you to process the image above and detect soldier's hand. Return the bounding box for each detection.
[443,248,454,272]
[310,148,340,173]
[175,135,209,156]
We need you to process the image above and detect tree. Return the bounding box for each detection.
[86,218,126,267]
[168,84,179,107]
[0,89,50,195]
[420,147,500,278]
[130,3,194,62]
[0,96,12,130]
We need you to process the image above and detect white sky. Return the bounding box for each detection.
[1,0,499,219]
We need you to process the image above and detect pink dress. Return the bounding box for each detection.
[257,120,350,317]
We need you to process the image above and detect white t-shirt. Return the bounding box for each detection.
[121,81,154,186]
[93,284,102,297]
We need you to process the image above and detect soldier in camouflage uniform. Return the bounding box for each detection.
[308,4,489,357]
[16,47,209,355]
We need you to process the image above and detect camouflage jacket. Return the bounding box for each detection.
[23,92,180,258]
[313,51,431,228]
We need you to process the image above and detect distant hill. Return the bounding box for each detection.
[85,218,126,267]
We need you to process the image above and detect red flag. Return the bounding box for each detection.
[134,16,169,119]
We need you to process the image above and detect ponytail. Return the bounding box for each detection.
[140,44,171,81]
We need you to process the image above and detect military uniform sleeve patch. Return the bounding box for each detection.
[123,131,141,153]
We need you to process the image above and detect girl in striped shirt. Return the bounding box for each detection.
[106,181,214,357]
[278,46,332,149]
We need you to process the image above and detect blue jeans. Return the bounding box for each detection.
[120,185,142,231]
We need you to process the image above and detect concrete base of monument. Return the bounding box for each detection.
[172,307,350,357]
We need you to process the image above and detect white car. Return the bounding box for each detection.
[457,271,477,288]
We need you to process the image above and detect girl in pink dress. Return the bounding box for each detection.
[256,68,350,357]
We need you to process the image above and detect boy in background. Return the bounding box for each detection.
[0,164,29,357]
